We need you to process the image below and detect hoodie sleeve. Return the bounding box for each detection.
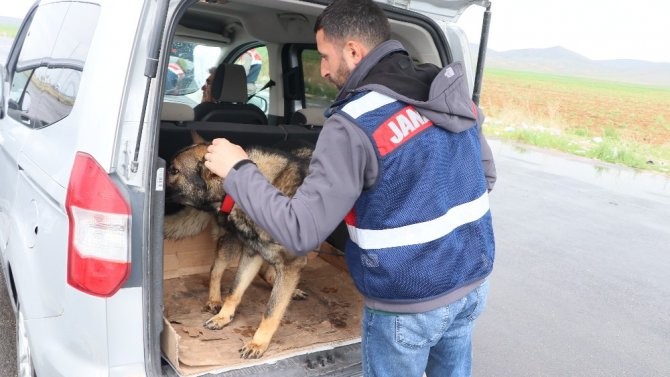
[369,60,497,192]
[475,107,497,191]
[222,114,377,255]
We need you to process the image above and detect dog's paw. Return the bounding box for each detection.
[292,288,308,300]
[239,341,269,359]
[204,300,222,314]
[204,314,233,330]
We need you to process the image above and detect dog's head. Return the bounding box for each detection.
[166,143,224,211]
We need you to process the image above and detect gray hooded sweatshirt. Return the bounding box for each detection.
[223,40,496,259]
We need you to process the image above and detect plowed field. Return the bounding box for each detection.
[480,69,670,146]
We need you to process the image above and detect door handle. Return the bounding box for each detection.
[20,114,31,125]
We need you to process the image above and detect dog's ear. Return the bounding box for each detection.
[191,130,208,145]
[197,156,221,185]
[199,158,220,182]
[192,160,209,192]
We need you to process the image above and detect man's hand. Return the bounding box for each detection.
[204,138,248,179]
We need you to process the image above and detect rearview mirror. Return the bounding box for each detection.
[248,95,268,114]
[21,92,31,112]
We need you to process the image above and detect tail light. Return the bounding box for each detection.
[65,152,131,297]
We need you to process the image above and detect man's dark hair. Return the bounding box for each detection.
[314,0,391,48]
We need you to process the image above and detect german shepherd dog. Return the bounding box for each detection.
[164,140,313,359]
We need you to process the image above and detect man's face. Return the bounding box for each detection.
[201,72,214,103]
[316,30,351,90]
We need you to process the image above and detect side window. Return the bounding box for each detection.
[163,40,222,107]
[8,70,31,106]
[8,3,99,129]
[235,46,269,113]
[301,49,337,108]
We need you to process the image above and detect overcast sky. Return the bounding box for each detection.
[458,0,670,63]
[3,0,669,63]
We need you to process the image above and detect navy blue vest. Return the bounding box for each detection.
[337,90,495,303]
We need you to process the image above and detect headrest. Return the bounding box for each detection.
[161,102,195,122]
[211,63,248,103]
[291,108,326,126]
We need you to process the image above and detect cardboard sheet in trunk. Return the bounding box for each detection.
[162,229,362,376]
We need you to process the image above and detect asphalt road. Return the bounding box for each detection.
[472,140,670,376]
[0,272,16,377]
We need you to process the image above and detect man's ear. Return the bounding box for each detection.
[343,40,369,67]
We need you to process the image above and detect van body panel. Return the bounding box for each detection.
[0,105,30,257]
[9,164,67,319]
[382,0,487,21]
[27,290,110,376]
[107,287,146,367]
[114,0,166,188]
[46,0,148,184]
[0,1,151,375]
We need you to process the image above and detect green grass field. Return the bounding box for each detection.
[480,68,670,175]
[0,25,18,38]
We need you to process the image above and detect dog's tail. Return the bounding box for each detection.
[164,206,213,240]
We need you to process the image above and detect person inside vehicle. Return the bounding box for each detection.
[203,0,496,375]
[193,66,217,120]
[201,66,216,102]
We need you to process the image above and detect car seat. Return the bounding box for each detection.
[290,107,325,126]
[194,63,268,124]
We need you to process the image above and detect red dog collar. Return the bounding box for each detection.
[220,194,235,214]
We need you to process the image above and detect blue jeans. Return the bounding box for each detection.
[361,280,489,377]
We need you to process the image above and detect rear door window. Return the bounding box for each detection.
[163,40,223,107]
[8,2,99,129]
[234,46,269,113]
[301,49,336,108]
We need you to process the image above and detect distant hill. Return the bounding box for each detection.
[473,45,670,88]
[0,16,21,39]
[0,17,21,26]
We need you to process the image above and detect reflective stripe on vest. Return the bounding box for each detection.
[345,190,490,250]
[341,91,396,119]
[342,91,435,156]
[247,49,263,65]
[168,62,185,78]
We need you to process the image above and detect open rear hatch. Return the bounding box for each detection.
[382,0,492,104]
[149,1,494,376]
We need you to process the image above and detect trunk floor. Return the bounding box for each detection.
[162,254,362,375]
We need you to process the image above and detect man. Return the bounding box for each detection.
[201,67,216,102]
[193,66,216,120]
[237,48,263,94]
[166,56,193,95]
[204,0,496,375]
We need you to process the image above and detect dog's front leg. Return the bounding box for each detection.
[259,264,308,300]
[205,234,243,313]
[240,258,306,359]
[204,251,263,330]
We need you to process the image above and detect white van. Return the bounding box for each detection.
[0,0,492,376]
